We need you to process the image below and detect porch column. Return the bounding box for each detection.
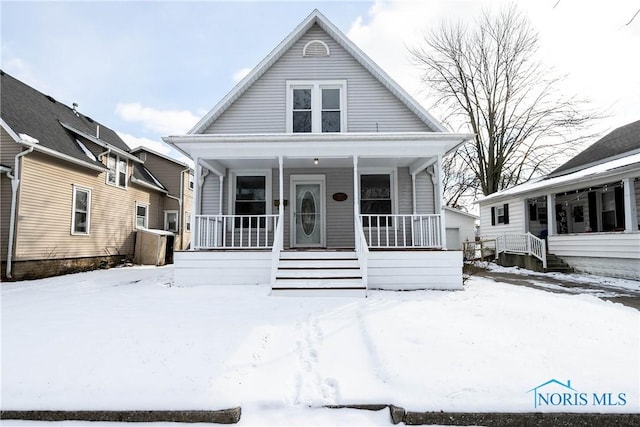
[278,156,284,219]
[192,157,201,250]
[546,193,555,236]
[435,155,446,248]
[353,154,360,236]
[623,178,638,232]
[411,172,417,215]
[218,175,224,216]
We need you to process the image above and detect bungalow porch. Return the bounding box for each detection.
[166,133,470,295]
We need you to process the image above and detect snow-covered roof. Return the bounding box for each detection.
[478,152,640,204]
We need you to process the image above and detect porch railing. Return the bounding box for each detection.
[359,214,442,248]
[496,233,547,269]
[354,215,369,287]
[194,215,279,249]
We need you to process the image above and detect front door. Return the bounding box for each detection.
[291,175,325,248]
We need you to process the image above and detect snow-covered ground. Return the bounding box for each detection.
[2,265,638,425]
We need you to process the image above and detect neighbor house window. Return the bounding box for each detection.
[71,185,91,235]
[360,173,394,227]
[188,171,194,190]
[164,211,178,232]
[136,202,149,229]
[491,204,510,225]
[185,212,191,232]
[106,153,128,188]
[286,80,346,133]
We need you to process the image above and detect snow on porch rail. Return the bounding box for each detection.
[359,214,442,248]
[194,215,279,249]
[496,233,547,269]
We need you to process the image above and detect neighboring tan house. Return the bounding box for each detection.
[477,120,640,280]
[130,146,194,250]
[163,10,473,296]
[0,71,170,280]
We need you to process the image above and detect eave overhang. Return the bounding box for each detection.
[60,122,143,163]
[164,132,473,160]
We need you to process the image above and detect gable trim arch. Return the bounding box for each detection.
[303,40,330,57]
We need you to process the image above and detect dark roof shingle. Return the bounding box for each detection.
[0,70,130,166]
[550,120,640,177]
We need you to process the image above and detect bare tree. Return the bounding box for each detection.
[410,5,599,199]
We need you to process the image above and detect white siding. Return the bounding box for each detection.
[174,251,272,286]
[205,24,432,134]
[415,169,435,214]
[368,250,463,290]
[479,199,526,239]
[444,208,477,249]
[548,232,640,259]
[636,179,640,227]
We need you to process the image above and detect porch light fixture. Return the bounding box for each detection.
[314,158,319,165]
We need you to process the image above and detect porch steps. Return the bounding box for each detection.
[271,250,366,297]
[546,253,574,273]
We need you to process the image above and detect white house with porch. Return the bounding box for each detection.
[477,120,640,280]
[164,10,472,295]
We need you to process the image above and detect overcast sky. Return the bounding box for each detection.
[2,0,638,161]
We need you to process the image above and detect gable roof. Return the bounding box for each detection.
[130,145,193,169]
[189,9,447,134]
[0,70,132,169]
[550,120,640,177]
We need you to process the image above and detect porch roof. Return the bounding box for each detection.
[477,152,640,204]
[164,132,472,174]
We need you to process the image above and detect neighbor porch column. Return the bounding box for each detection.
[435,155,446,248]
[623,178,638,232]
[192,157,201,250]
[546,193,555,236]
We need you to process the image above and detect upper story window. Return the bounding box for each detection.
[106,153,128,188]
[491,204,509,225]
[286,80,346,133]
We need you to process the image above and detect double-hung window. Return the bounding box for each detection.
[71,185,91,235]
[164,211,178,232]
[107,153,128,188]
[287,80,346,133]
[232,172,271,228]
[136,202,149,229]
[360,171,395,227]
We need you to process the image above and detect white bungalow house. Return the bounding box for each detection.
[164,10,473,295]
[477,120,640,280]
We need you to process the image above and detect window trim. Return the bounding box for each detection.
[185,212,192,232]
[135,202,149,229]
[358,168,398,229]
[71,185,92,235]
[106,153,128,189]
[286,80,347,133]
[164,210,179,233]
[228,170,273,227]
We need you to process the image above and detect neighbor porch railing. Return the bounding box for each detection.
[194,215,279,249]
[496,232,547,269]
[359,214,442,248]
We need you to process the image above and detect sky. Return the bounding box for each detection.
[2,0,639,163]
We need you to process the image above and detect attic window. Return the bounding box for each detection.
[303,40,330,57]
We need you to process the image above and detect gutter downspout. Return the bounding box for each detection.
[6,145,35,279]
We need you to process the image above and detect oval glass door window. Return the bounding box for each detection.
[301,190,316,236]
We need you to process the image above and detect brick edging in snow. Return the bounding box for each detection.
[327,404,640,426]
[0,408,241,424]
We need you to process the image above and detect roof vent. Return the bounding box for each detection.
[303,40,330,57]
[45,95,56,103]
[72,102,80,117]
